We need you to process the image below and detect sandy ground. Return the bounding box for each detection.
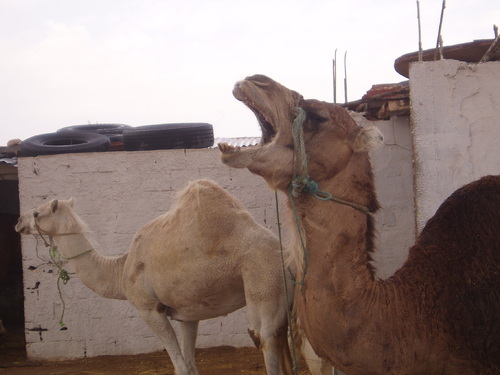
[0,327,312,375]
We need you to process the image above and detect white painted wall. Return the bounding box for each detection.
[353,114,416,278]
[410,60,500,233]
[18,125,414,360]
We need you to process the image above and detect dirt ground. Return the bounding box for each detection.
[0,327,312,375]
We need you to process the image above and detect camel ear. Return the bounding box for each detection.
[352,125,383,152]
[68,197,75,207]
[50,199,59,213]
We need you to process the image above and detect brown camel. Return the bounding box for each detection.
[16,179,294,375]
[218,74,500,374]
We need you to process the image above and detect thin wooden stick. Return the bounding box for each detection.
[344,51,348,104]
[417,0,423,62]
[333,49,337,103]
[434,0,446,60]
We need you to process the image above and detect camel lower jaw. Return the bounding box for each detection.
[15,225,31,235]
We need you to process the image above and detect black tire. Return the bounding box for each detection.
[20,131,110,156]
[57,124,131,142]
[123,123,214,151]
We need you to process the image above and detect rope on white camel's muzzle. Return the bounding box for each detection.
[34,222,93,328]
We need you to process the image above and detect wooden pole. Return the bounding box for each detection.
[434,0,446,60]
[333,49,337,103]
[343,51,348,104]
[417,0,423,62]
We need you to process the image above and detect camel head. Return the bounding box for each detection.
[219,74,383,191]
[16,198,86,236]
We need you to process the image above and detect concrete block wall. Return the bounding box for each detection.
[410,60,500,232]
[18,123,415,360]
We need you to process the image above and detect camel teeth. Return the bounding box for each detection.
[217,142,238,153]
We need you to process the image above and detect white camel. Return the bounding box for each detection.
[16,179,294,375]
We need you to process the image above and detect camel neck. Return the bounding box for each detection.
[53,234,127,300]
[289,187,378,295]
[287,157,421,372]
[288,152,380,288]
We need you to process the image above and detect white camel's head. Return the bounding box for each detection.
[16,198,86,236]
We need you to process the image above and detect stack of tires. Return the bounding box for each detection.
[122,123,214,151]
[19,123,214,157]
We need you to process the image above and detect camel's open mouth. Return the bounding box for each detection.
[247,104,276,145]
[233,81,276,145]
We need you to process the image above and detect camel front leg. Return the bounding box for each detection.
[179,321,200,375]
[139,309,197,375]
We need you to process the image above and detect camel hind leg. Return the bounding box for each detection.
[248,321,293,375]
[277,324,294,375]
[139,308,199,375]
[179,321,199,374]
[246,301,293,375]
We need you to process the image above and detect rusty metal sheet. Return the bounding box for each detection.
[480,36,500,62]
[394,39,494,78]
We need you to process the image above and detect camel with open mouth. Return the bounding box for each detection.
[219,74,500,375]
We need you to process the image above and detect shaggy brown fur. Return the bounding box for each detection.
[219,74,500,375]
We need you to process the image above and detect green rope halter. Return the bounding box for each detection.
[288,107,373,290]
[290,106,372,214]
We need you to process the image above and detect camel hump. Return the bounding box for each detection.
[437,174,499,220]
[419,174,500,253]
[176,179,246,211]
[466,174,500,194]
[183,179,223,193]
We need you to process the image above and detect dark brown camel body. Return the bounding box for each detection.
[218,74,500,374]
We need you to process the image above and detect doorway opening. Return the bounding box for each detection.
[0,162,25,362]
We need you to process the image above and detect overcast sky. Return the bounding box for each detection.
[0,0,498,145]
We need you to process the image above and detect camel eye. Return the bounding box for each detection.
[33,211,39,219]
[308,111,328,124]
